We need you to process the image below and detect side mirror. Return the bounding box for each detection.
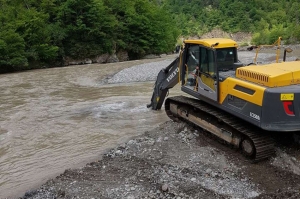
[285,48,293,53]
[283,48,293,62]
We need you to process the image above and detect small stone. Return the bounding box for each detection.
[162,184,169,192]
[206,168,212,174]
[128,140,135,145]
[115,150,122,155]
[277,189,281,193]
[164,137,169,141]
[84,58,92,64]
[131,187,136,191]
[127,195,135,199]
[191,177,196,182]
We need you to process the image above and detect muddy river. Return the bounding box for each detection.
[0,56,183,198]
[0,49,298,198]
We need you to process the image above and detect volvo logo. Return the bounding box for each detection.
[166,68,179,82]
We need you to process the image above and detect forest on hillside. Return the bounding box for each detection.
[163,0,300,44]
[0,0,178,73]
[1,0,300,73]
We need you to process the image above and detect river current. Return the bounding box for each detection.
[0,57,182,198]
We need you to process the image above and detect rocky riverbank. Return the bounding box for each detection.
[21,121,300,199]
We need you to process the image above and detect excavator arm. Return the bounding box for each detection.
[147,56,181,110]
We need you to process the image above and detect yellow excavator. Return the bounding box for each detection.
[147,38,299,162]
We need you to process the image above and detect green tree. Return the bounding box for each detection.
[16,8,59,63]
[55,0,117,58]
[104,0,178,59]
[0,30,27,72]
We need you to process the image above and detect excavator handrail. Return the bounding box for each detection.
[248,37,282,64]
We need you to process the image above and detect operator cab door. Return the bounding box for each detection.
[183,45,217,101]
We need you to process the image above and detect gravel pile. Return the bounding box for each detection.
[271,149,300,175]
[107,59,176,84]
[22,122,261,199]
[115,125,260,198]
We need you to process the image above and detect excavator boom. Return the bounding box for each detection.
[147,56,180,110]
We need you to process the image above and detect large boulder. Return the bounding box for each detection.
[64,57,84,66]
[94,53,110,63]
[117,50,129,62]
[106,54,119,63]
[64,50,128,65]
[143,54,160,59]
[84,58,92,64]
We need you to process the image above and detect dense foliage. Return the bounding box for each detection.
[162,0,300,45]
[0,0,178,72]
[1,0,300,72]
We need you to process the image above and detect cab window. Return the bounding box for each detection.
[186,45,199,73]
[200,47,216,75]
[216,47,237,70]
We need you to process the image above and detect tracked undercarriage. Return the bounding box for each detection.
[165,96,275,162]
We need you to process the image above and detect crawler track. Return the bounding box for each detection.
[165,96,275,162]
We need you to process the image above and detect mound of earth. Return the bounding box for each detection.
[186,28,252,44]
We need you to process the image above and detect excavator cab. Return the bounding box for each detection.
[181,39,242,103]
[147,38,241,111]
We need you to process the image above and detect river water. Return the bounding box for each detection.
[0,57,182,198]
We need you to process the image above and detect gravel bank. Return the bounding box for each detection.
[107,59,175,84]
[21,122,259,199]
[21,121,300,199]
